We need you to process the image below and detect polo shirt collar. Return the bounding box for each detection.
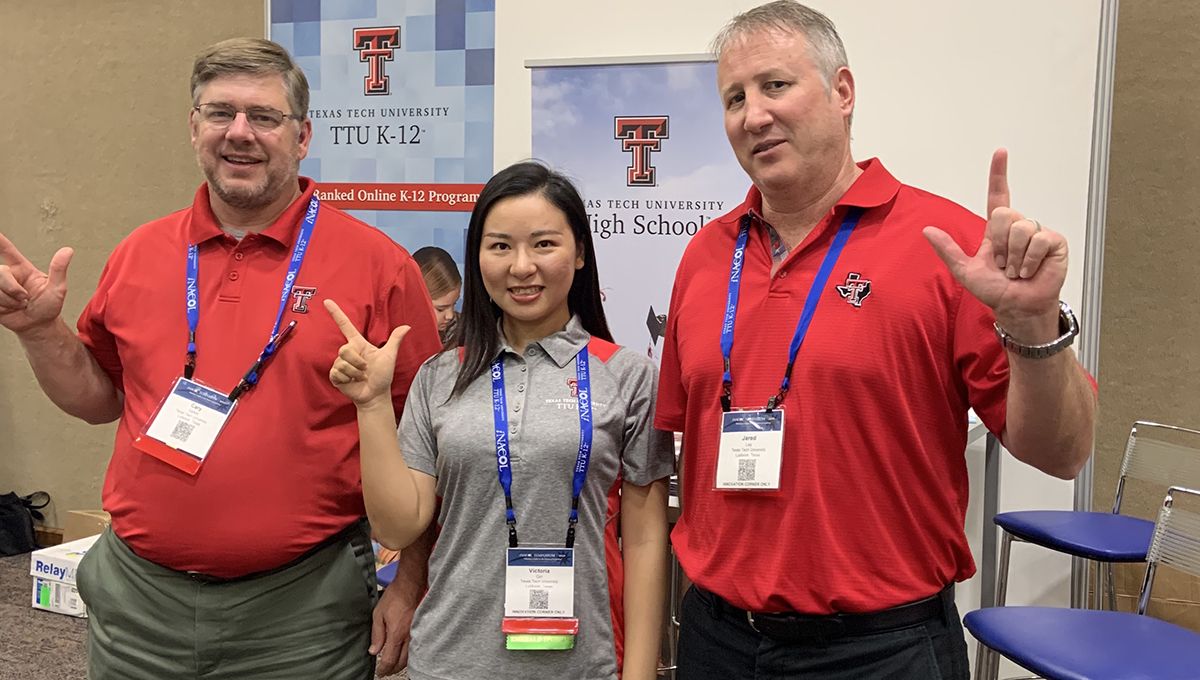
[186,177,318,246]
[732,157,902,220]
[495,315,591,368]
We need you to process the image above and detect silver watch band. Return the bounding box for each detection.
[993,301,1079,359]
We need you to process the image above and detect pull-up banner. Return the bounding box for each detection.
[531,60,746,362]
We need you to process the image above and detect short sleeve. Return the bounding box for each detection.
[954,287,1009,437]
[654,276,686,433]
[381,256,443,421]
[76,258,125,392]
[398,358,440,478]
[618,351,676,487]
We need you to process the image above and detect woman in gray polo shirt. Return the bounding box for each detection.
[326,161,675,680]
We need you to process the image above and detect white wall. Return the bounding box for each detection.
[496,0,1104,674]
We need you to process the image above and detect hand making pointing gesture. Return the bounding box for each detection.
[923,149,1068,341]
[0,233,74,335]
[325,299,410,408]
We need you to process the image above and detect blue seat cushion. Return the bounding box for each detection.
[376,560,398,589]
[995,510,1154,562]
[965,606,1200,680]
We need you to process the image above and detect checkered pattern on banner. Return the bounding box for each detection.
[270,0,494,258]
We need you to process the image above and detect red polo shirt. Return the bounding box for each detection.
[656,159,1010,614]
[78,178,442,577]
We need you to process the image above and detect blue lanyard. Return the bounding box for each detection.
[492,346,593,549]
[720,207,864,412]
[183,196,319,386]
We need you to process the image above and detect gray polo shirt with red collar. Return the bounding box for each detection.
[400,315,674,680]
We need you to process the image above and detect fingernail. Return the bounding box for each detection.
[1020,267,1029,278]
[1006,266,1017,278]
[369,646,378,654]
[995,256,1006,268]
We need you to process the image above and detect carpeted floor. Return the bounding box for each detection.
[0,553,87,679]
[0,553,409,679]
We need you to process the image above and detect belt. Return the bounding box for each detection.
[696,584,953,642]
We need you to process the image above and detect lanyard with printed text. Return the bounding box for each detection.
[492,346,593,549]
[183,196,319,389]
[720,207,864,412]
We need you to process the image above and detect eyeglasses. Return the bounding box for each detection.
[193,103,303,132]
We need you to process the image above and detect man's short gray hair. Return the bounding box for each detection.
[711,1,849,88]
[191,38,309,119]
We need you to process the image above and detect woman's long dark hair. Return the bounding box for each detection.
[450,161,612,399]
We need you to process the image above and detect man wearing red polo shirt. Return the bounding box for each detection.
[656,3,1097,679]
[0,39,440,679]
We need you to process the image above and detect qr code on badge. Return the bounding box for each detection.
[170,421,196,443]
[529,589,549,610]
[738,459,756,481]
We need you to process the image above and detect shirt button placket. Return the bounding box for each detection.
[511,356,528,439]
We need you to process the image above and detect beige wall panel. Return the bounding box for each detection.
[1099,0,1200,621]
[0,1,263,525]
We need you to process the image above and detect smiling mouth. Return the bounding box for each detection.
[509,286,544,296]
[222,154,264,166]
[752,140,784,155]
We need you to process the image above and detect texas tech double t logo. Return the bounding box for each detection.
[614,116,669,187]
[353,27,401,96]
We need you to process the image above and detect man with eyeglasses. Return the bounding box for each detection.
[0,38,441,679]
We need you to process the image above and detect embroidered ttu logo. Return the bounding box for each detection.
[291,286,317,313]
[568,378,579,397]
[836,273,871,307]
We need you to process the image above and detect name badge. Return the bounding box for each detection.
[715,409,784,490]
[133,377,236,475]
[505,547,575,618]
[503,547,577,650]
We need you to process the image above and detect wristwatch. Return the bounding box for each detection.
[993,301,1079,359]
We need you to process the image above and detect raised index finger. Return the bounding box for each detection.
[0,232,32,269]
[324,299,365,342]
[986,148,1010,219]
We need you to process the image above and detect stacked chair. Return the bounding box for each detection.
[968,421,1200,680]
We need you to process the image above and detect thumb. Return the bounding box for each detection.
[382,325,411,356]
[47,247,73,292]
[922,227,970,282]
[369,614,385,655]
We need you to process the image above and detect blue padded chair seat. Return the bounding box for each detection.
[376,560,398,589]
[994,510,1154,562]
[965,606,1200,680]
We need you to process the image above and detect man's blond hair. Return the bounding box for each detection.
[191,38,309,118]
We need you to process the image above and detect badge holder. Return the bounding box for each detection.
[714,407,785,492]
[133,377,237,475]
[503,545,578,650]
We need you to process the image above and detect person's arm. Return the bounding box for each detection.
[924,149,1095,479]
[325,299,438,550]
[371,523,435,677]
[1001,345,1095,479]
[0,235,123,423]
[621,479,670,680]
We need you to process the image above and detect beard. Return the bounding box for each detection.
[200,150,299,211]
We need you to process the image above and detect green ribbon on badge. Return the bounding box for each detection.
[506,633,575,650]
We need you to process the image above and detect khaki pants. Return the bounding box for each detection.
[76,520,377,680]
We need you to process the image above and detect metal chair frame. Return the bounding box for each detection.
[975,485,1200,680]
[980,420,1200,680]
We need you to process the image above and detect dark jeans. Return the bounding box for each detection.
[677,586,970,680]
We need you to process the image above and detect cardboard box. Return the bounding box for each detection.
[28,534,100,618]
[62,509,110,543]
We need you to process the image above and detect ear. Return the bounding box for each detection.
[833,66,855,122]
[297,117,313,160]
[575,243,585,271]
[189,107,200,149]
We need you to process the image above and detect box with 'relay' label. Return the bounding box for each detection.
[29,534,100,617]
